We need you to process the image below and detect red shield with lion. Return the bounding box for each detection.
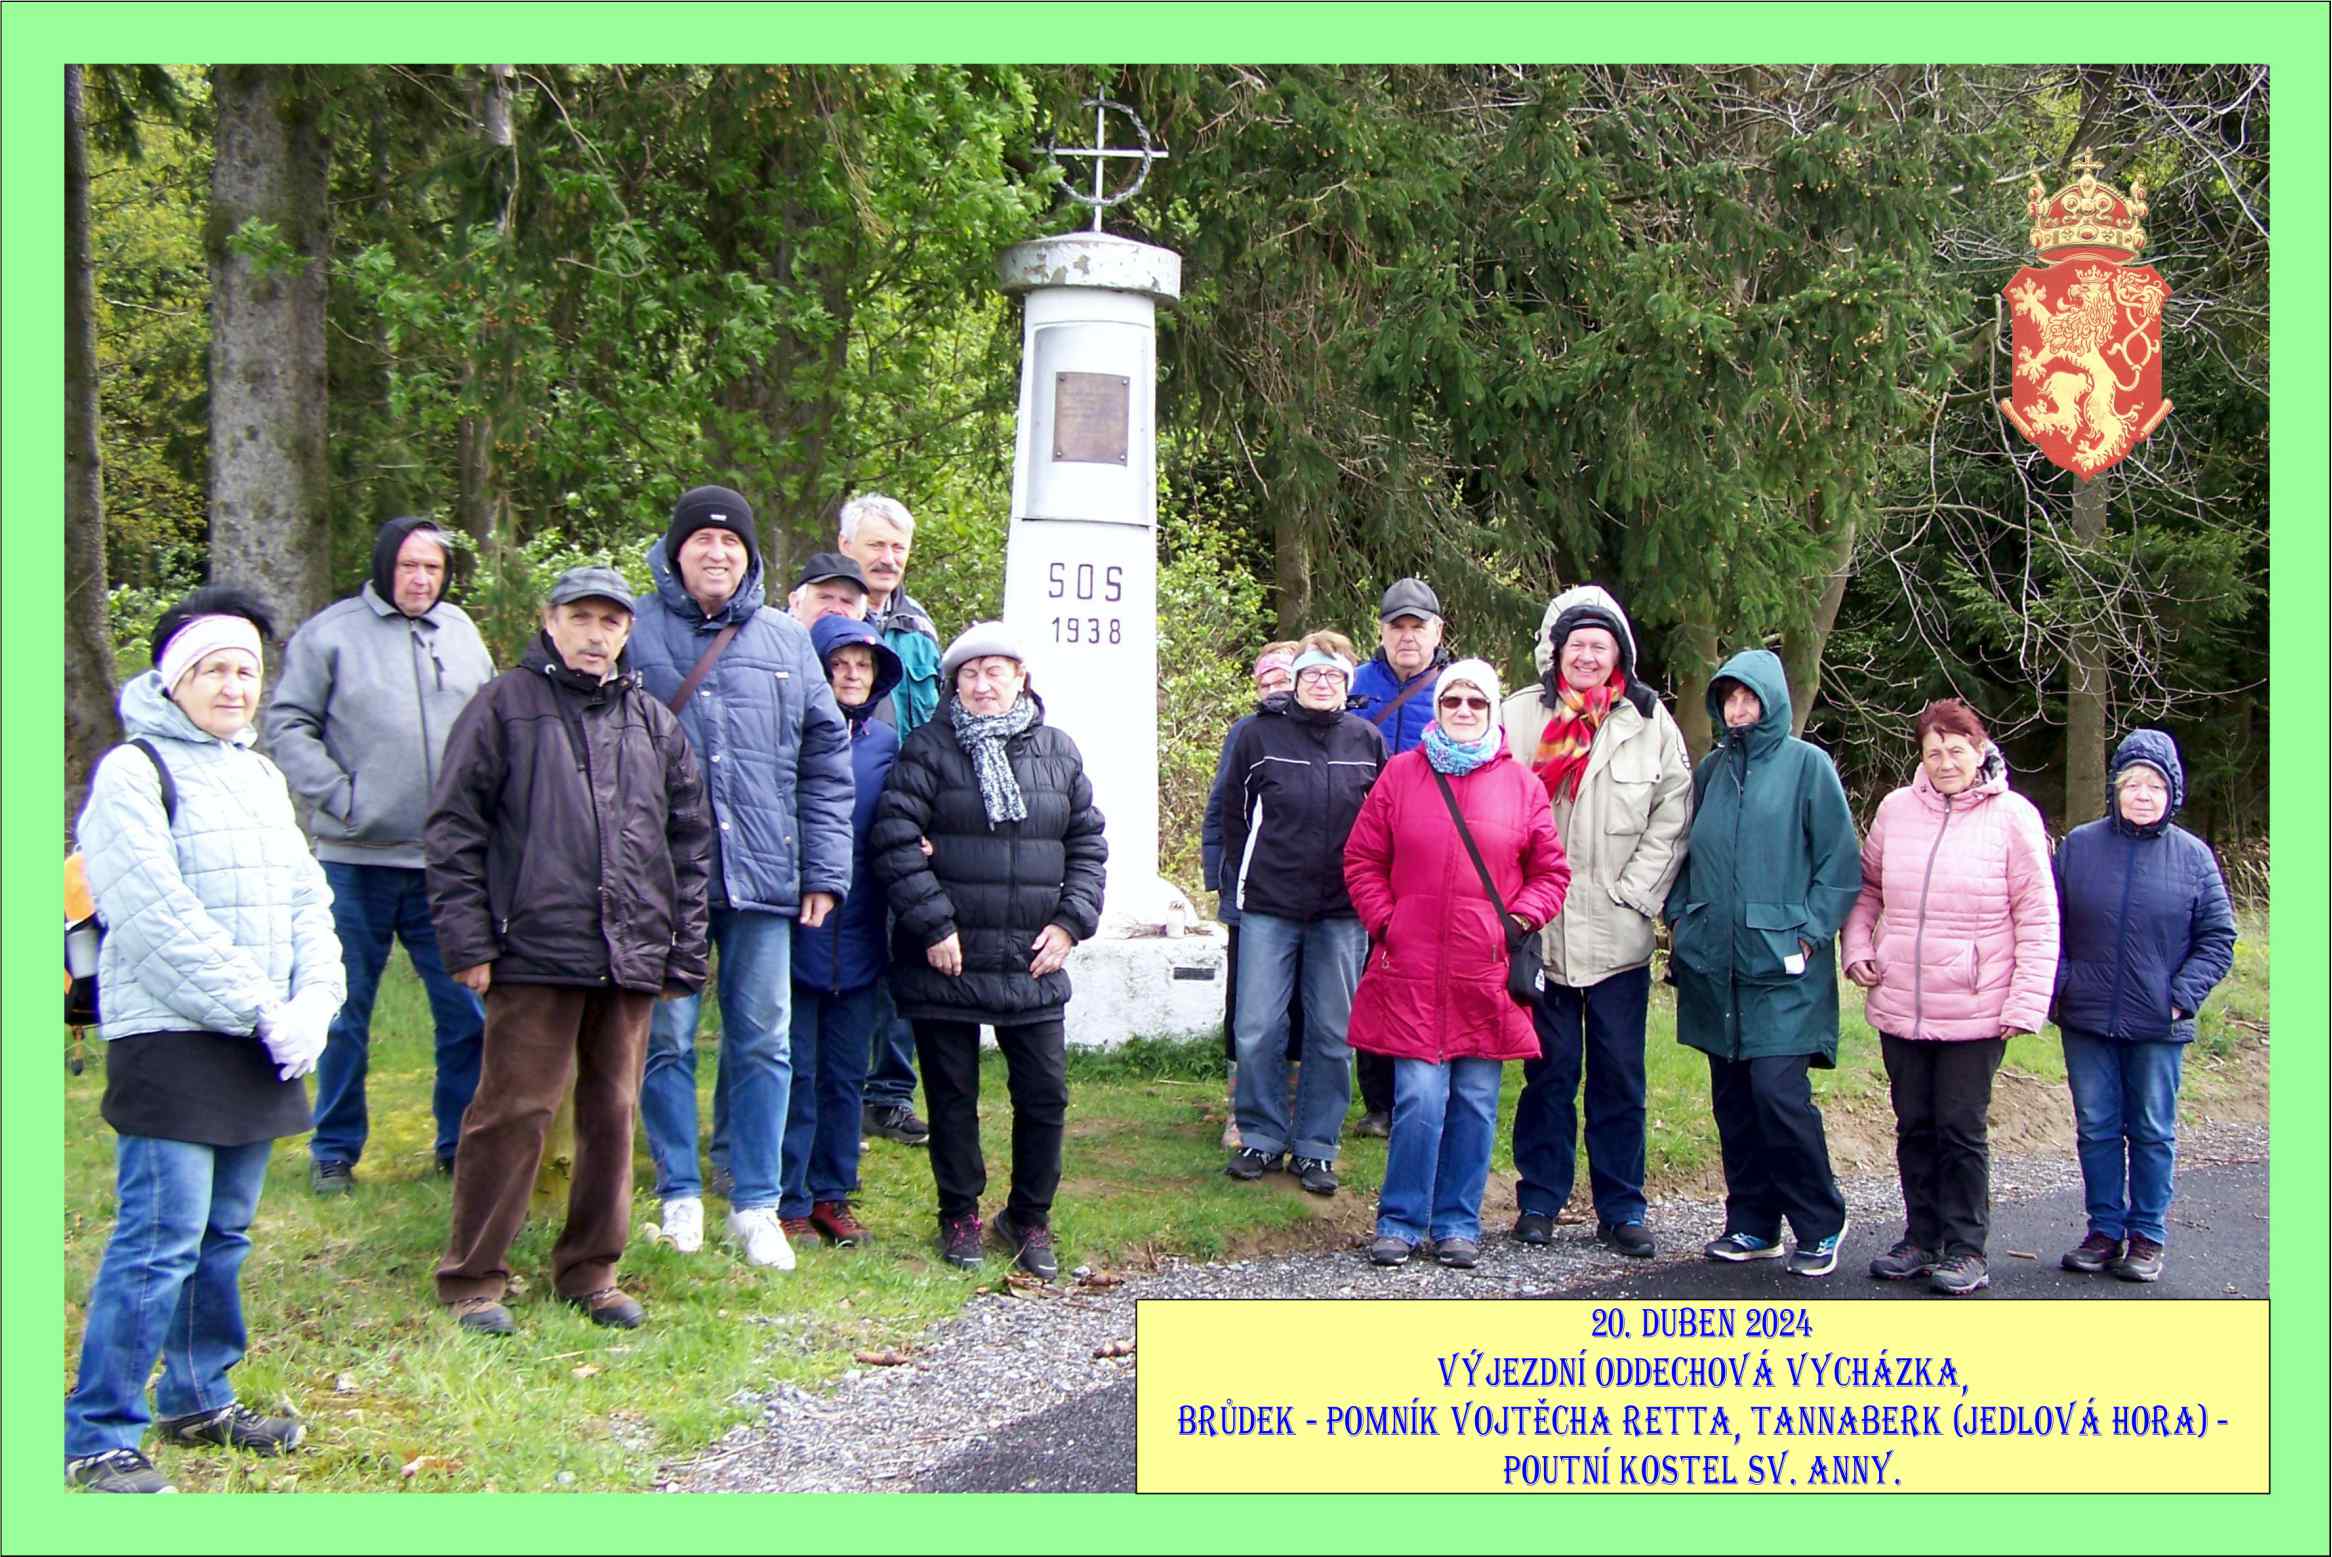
[1999,154,2172,480]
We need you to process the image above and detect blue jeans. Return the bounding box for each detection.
[66,1135,272,1458]
[780,983,879,1216]
[312,861,484,1167]
[860,979,922,1111]
[1513,967,1651,1225]
[640,908,792,1211]
[1231,912,1364,1161]
[2063,1033,2184,1245]
[1378,1058,1505,1243]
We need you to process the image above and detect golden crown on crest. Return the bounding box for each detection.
[2026,150,2149,261]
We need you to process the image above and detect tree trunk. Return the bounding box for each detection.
[208,66,331,664]
[1779,510,1857,738]
[1271,498,1313,638]
[2062,479,2110,827]
[458,65,516,554]
[1672,615,1720,764]
[66,65,121,829]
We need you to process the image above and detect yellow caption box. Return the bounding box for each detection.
[1135,1300,2267,1494]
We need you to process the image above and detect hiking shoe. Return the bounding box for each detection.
[810,1200,867,1247]
[1353,1111,1392,1139]
[1929,1252,1990,1296]
[435,1154,456,1178]
[708,1163,735,1201]
[1704,1230,1785,1262]
[158,1401,305,1455]
[864,1102,931,1146]
[727,1207,797,1270]
[1597,1220,1656,1258]
[1225,1146,1283,1181]
[1512,1212,1555,1247]
[449,1295,515,1336]
[1787,1217,1850,1278]
[66,1447,176,1493]
[1435,1236,1482,1269]
[779,1215,815,1241]
[1291,1156,1339,1196]
[1869,1239,1939,1281]
[661,1196,705,1254]
[2061,1232,2122,1274]
[2110,1234,2164,1283]
[939,1214,985,1269]
[569,1286,645,1329]
[990,1211,1059,1280]
[1369,1235,1416,1267]
[310,1159,355,1196]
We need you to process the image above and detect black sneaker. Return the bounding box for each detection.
[158,1401,306,1456]
[1929,1252,1990,1296]
[449,1295,516,1336]
[1352,1111,1392,1139]
[864,1102,931,1146]
[1512,1212,1555,1247]
[1596,1220,1655,1258]
[939,1214,985,1269]
[989,1210,1059,1280]
[1368,1235,1416,1266]
[2110,1234,2164,1283]
[1225,1147,1283,1181]
[1434,1236,1482,1269]
[66,1447,176,1493]
[1290,1156,1338,1196]
[2061,1232,2121,1273]
[1869,1239,1939,1281]
[310,1159,355,1196]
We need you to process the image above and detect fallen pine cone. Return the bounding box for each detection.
[1093,1339,1136,1360]
[1077,1271,1125,1290]
[852,1348,912,1367]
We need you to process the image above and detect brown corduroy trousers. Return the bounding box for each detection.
[435,983,653,1305]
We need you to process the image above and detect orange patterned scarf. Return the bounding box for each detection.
[1532,668,1627,803]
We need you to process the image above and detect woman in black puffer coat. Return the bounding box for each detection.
[870,623,1107,1279]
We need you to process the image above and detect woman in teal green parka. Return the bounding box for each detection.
[1664,650,1863,1277]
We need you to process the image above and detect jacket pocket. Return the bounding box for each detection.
[1669,900,1719,976]
[1603,751,1658,835]
[1743,900,1809,979]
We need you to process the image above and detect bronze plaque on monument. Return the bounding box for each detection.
[1053,371,1130,465]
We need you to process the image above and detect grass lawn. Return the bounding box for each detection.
[61,910,2267,1492]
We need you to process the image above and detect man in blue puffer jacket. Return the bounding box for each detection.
[628,484,855,1273]
[779,615,903,1250]
[2049,729,2237,1284]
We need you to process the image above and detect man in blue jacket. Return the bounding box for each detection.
[1344,577,1453,1131]
[629,485,855,1273]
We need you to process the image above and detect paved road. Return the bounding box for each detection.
[909,1159,2270,1492]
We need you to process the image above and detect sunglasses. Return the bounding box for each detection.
[1438,695,1491,712]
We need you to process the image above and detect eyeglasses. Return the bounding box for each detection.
[1438,695,1490,712]
[1295,667,1346,685]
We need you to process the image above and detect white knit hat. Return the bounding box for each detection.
[1433,657,1503,711]
[940,620,1030,686]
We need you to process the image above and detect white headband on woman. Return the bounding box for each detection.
[1288,646,1354,682]
[158,614,264,694]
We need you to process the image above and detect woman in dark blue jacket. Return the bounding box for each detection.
[779,615,903,1249]
[2050,730,2237,1283]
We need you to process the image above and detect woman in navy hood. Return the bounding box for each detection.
[2049,729,2237,1283]
[775,614,903,1248]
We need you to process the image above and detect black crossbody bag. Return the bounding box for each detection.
[1430,766,1545,1007]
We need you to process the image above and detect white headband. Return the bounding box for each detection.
[159,614,264,694]
[1289,647,1354,682]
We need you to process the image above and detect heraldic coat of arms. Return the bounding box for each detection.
[1999,151,2172,479]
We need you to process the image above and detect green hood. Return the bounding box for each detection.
[1706,648,1792,755]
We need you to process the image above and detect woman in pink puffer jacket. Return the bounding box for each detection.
[1842,700,2059,1298]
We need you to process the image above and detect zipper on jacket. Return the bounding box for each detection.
[1725,739,1748,1060]
[412,620,437,796]
[2105,831,2140,1036]
[1908,791,1958,1037]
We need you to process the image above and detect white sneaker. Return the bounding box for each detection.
[662,1196,704,1254]
[727,1206,796,1271]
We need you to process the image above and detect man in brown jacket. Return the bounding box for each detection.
[425,567,712,1334]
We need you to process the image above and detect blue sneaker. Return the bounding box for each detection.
[1703,1230,1784,1262]
[1788,1216,1851,1278]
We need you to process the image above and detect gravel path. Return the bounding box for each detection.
[666,1119,2269,1493]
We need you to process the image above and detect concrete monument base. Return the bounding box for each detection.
[1059,926,1227,1049]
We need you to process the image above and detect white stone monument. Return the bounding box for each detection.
[997,100,1224,1046]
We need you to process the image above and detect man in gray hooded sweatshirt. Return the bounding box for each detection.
[267,516,496,1193]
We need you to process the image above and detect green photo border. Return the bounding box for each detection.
[5,5,2322,1551]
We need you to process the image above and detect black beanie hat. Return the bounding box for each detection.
[667,485,760,569]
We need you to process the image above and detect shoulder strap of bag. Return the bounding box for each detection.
[127,737,178,825]
[1431,765,1518,944]
[1365,670,1433,731]
[666,624,741,714]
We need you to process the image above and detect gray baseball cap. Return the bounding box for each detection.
[546,565,635,613]
[1379,577,1442,623]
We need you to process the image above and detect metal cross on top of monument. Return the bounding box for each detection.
[992,96,1226,1046]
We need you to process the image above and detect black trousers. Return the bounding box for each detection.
[1707,1052,1847,1245]
[1880,1034,2006,1257]
[1221,925,1306,1065]
[914,1017,1067,1228]
[1355,1051,1395,1117]
[1514,966,1652,1224]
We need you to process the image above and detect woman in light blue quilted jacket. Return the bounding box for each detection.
[64,587,344,1494]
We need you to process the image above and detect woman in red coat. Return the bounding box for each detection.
[1345,658,1570,1268]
